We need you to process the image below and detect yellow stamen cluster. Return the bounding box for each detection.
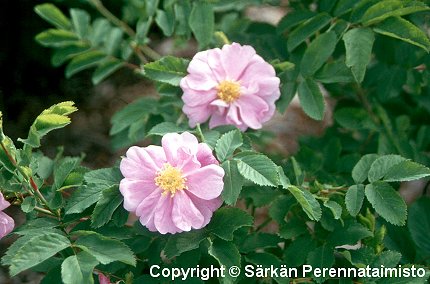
[217,80,241,103]
[154,163,187,197]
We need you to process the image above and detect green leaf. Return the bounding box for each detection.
[208,239,241,281]
[287,186,322,221]
[352,154,379,183]
[239,233,281,253]
[343,27,375,83]
[75,232,136,266]
[51,43,91,67]
[285,235,316,267]
[236,154,279,187]
[105,28,123,55]
[301,31,337,77]
[34,4,71,30]
[368,154,406,182]
[346,184,365,216]
[155,8,175,36]
[277,10,316,34]
[8,232,70,276]
[245,252,288,284]
[383,160,430,182]
[408,198,430,257]
[61,251,98,284]
[54,157,81,190]
[361,0,430,26]
[189,2,214,48]
[65,50,106,78]
[147,122,189,136]
[65,185,103,214]
[269,195,294,224]
[221,160,244,205]
[164,229,207,258]
[35,29,79,47]
[70,9,90,39]
[287,13,332,52]
[324,200,342,220]
[327,220,372,247]
[215,130,242,162]
[374,17,430,52]
[315,58,355,84]
[84,167,122,186]
[298,78,325,120]
[307,244,334,283]
[207,207,253,241]
[92,58,124,85]
[143,56,189,86]
[91,185,123,228]
[378,264,430,283]
[365,182,407,226]
[21,196,36,213]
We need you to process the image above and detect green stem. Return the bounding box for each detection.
[195,124,205,143]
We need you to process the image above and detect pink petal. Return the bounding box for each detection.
[153,195,181,234]
[119,179,157,212]
[185,50,219,91]
[185,165,224,200]
[136,188,162,225]
[162,132,199,165]
[0,211,14,238]
[120,146,163,180]
[181,85,217,108]
[172,191,204,231]
[187,195,222,227]
[236,95,269,129]
[0,193,10,211]
[196,143,219,167]
[239,59,277,86]
[221,43,256,81]
[183,104,213,127]
[98,273,111,284]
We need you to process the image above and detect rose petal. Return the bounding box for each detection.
[120,146,163,180]
[187,195,222,227]
[221,43,256,81]
[119,179,157,212]
[153,195,181,234]
[197,143,218,167]
[0,193,10,211]
[185,165,224,200]
[0,211,14,238]
[172,191,204,231]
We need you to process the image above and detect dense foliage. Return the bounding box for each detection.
[1,0,430,283]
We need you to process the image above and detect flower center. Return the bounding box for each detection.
[154,163,187,197]
[217,80,241,103]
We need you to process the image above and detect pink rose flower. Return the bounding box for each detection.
[180,42,281,131]
[119,132,225,234]
[98,273,112,284]
[0,192,14,239]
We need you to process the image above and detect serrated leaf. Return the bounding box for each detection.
[105,27,123,55]
[155,8,175,36]
[301,31,337,77]
[92,58,124,85]
[54,157,81,190]
[316,59,354,84]
[365,182,407,226]
[84,167,122,187]
[65,185,104,214]
[368,154,406,182]
[34,4,71,30]
[327,220,372,247]
[298,78,325,120]
[374,17,430,52]
[324,200,342,219]
[75,232,136,266]
[206,207,253,241]
[164,229,207,258]
[221,160,244,205]
[287,185,322,221]
[91,185,123,228]
[343,27,375,83]
[21,196,36,213]
[143,56,189,86]
[287,13,332,52]
[208,239,240,281]
[285,235,316,267]
[352,154,379,183]
[346,184,365,216]
[65,50,106,78]
[35,29,79,47]
[8,232,70,276]
[383,160,430,182]
[189,2,214,48]
[236,154,279,187]
[277,10,316,34]
[215,130,242,162]
[70,9,90,39]
[147,122,189,136]
[61,251,98,284]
